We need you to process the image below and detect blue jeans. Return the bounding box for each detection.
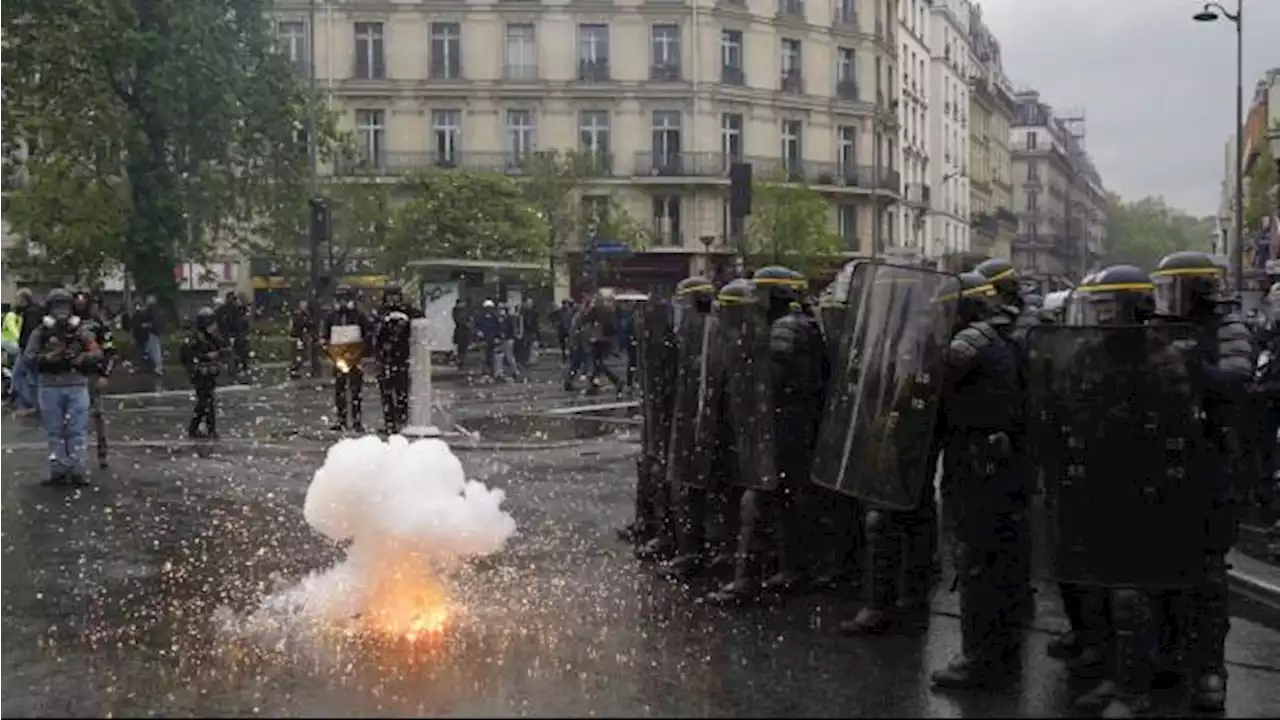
[38,383,91,475]
[11,354,36,409]
[145,335,164,374]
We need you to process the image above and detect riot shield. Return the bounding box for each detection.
[810,263,957,511]
[636,300,678,465]
[665,305,720,489]
[818,260,868,371]
[719,288,778,491]
[1026,324,1208,589]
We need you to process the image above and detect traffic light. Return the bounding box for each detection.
[729,162,752,218]
[309,196,330,244]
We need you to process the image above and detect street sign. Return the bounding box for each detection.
[593,243,631,256]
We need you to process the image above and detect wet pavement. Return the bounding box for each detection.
[4,378,1280,717]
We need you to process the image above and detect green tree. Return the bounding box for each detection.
[519,150,648,289]
[744,174,842,278]
[383,169,549,272]
[2,0,334,309]
[1244,121,1278,233]
[1103,192,1214,270]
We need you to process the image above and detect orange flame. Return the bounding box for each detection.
[357,558,456,643]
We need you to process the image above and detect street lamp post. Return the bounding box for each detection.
[1194,0,1245,296]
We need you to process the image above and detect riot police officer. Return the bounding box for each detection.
[72,291,116,468]
[705,267,826,604]
[930,272,1025,690]
[1149,250,1255,712]
[373,284,423,434]
[973,257,1039,618]
[631,288,679,561]
[182,307,224,439]
[322,285,374,433]
[662,276,722,577]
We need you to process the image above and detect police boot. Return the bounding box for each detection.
[703,491,763,606]
[931,582,1017,690]
[895,510,939,631]
[663,490,708,580]
[840,510,898,635]
[1189,557,1230,712]
[1098,588,1154,717]
[763,494,804,595]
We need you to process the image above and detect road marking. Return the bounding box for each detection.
[104,384,254,400]
[543,400,639,416]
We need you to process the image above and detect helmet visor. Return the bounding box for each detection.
[1152,271,1222,317]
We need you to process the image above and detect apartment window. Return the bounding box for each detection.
[506,109,536,165]
[720,30,743,85]
[278,21,307,73]
[836,0,857,26]
[1027,190,1039,211]
[354,22,385,80]
[721,113,743,164]
[1027,160,1039,181]
[837,125,857,177]
[651,24,681,79]
[579,110,611,169]
[837,47,857,100]
[778,0,804,17]
[722,200,745,239]
[780,38,802,92]
[1026,131,1038,149]
[504,23,537,80]
[874,56,882,102]
[355,109,385,167]
[781,119,802,175]
[838,204,858,248]
[430,22,462,80]
[578,24,610,80]
[431,109,461,166]
[582,195,610,233]
[652,195,682,246]
[651,110,682,173]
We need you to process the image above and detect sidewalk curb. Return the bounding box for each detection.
[1228,567,1280,610]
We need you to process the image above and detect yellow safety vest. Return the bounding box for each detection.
[1,311,20,346]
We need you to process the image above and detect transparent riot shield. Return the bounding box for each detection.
[1026,324,1209,589]
[665,303,719,489]
[810,263,957,511]
[719,289,778,491]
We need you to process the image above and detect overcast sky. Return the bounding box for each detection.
[977,0,1279,217]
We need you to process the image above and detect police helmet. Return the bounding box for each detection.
[72,290,92,312]
[1151,250,1226,318]
[716,278,755,307]
[383,283,403,302]
[973,257,1021,304]
[751,265,806,306]
[957,271,997,321]
[675,275,715,312]
[195,306,218,331]
[1074,264,1154,325]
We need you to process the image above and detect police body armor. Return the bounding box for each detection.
[665,283,722,490]
[1026,324,1209,588]
[718,280,778,491]
[810,262,957,510]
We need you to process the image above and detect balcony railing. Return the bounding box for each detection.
[904,183,931,206]
[332,151,617,177]
[835,79,859,101]
[833,9,858,29]
[578,60,611,82]
[650,64,682,81]
[503,64,539,81]
[780,70,804,94]
[721,65,745,86]
[633,151,730,177]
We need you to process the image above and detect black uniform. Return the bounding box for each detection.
[322,290,374,432]
[974,257,1040,618]
[182,308,224,439]
[73,293,117,468]
[373,287,423,434]
[930,272,1025,690]
[705,267,825,605]
[630,294,679,560]
[1149,251,1254,712]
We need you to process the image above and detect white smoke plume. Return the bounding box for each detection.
[226,435,517,641]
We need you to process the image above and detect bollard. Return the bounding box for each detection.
[402,318,441,439]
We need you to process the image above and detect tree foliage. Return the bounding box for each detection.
[1102,192,1215,270]
[383,169,549,271]
[744,174,842,278]
[1244,122,1278,233]
[2,0,335,308]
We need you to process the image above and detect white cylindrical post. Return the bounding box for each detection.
[402,317,440,438]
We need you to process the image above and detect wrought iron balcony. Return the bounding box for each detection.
[578,60,611,82]
[721,66,745,86]
[780,70,804,94]
[331,151,617,178]
[503,64,539,81]
[650,64,682,81]
[836,79,859,102]
[632,151,730,177]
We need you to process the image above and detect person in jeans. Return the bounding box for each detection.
[24,288,103,485]
[132,296,164,375]
[11,288,45,412]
